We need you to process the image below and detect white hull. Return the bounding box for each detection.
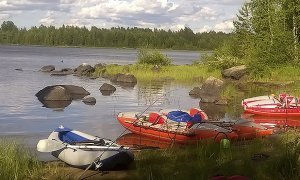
[38,126,134,170]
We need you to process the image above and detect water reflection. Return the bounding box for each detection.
[242,113,300,128]
[116,133,178,149]
[39,100,72,109]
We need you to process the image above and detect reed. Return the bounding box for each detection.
[134,130,300,179]
[95,64,221,83]
[0,138,43,179]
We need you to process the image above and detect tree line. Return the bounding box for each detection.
[207,0,300,77]
[0,21,229,50]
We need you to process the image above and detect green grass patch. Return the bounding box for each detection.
[248,65,300,82]
[133,130,300,180]
[95,64,221,83]
[0,139,43,179]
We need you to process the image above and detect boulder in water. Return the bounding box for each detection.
[40,65,55,72]
[82,96,96,105]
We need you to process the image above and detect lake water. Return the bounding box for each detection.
[0,45,206,160]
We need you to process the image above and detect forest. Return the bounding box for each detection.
[0,21,229,50]
[206,0,300,77]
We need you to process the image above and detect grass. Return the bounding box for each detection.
[133,130,300,180]
[1,130,299,179]
[248,65,300,82]
[0,138,43,180]
[95,64,221,83]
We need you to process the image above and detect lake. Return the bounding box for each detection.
[0,45,208,160]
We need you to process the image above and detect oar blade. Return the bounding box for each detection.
[37,139,65,152]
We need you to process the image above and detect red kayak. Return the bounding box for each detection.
[117,108,238,143]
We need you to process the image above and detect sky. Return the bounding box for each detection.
[0,0,246,33]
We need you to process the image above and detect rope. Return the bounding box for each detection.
[78,89,172,179]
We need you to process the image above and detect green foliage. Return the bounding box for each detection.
[0,139,43,179]
[208,0,300,77]
[137,49,171,66]
[95,64,221,83]
[203,54,243,70]
[0,21,230,50]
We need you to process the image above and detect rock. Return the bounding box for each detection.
[40,65,55,72]
[200,97,217,103]
[201,76,224,95]
[100,83,116,92]
[215,99,228,105]
[51,69,73,76]
[99,83,116,96]
[94,63,105,69]
[36,85,71,101]
[73,63,95,76]
[222,65,247,80]
[116,74,137,83]
[36,85,90,101]
[189,87,201,98]
[189,76,224,103]
[63,85,90,99]
[109,73,122,82]
[82,97,96,105]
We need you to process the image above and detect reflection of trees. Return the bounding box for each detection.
[136,81,172,106]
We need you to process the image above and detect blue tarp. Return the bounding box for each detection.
[167,111,202,123]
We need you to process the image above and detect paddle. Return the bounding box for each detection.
[37,139,66,152]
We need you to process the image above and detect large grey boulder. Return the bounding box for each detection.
[222,65,247,80]
[74,63,95,76]
[189,76,224,103]
[40,65,55,72]
[36,85,71,101]
[201,76,224,96]
[36,85,90,101]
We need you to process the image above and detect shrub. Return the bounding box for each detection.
[137,48,171,66]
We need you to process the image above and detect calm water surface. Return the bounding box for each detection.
[0,45,204,160]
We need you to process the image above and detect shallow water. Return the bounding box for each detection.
[0,45,203,160]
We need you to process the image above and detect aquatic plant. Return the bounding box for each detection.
[136,49,171,66]
[95,64,221,84]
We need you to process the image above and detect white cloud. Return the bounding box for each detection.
[198,25,211,33]
[214,19,234,32]
[0,0,245,33]
[39,11,55,26]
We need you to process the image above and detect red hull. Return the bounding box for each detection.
[117,116,238,143]
[245,106,300,117]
